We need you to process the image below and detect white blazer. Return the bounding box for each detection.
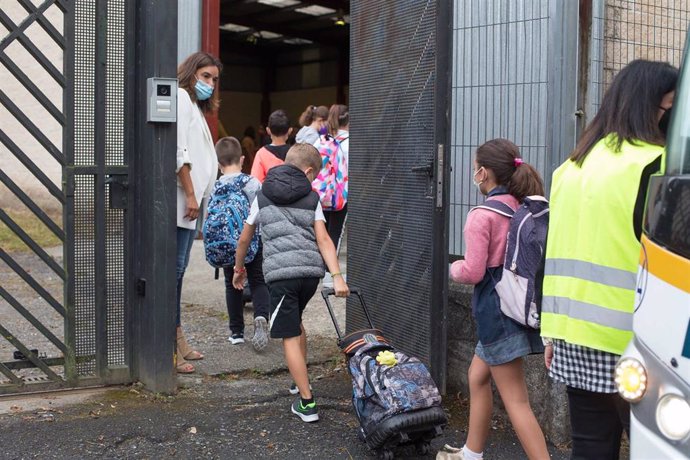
[176,88,217,229]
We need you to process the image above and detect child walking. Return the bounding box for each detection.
[213,137,271,350]
[449,139,549,460]
[233,143,349,423]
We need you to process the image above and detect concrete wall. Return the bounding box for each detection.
[447,284,570,446]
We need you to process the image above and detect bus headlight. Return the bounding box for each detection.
[656,394,690,441]
[615,358,647,402]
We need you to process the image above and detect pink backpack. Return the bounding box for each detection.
[312,133,348,211]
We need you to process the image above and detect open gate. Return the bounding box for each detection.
[0,0,177,394]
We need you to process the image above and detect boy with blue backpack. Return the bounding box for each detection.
[203,137,270,350]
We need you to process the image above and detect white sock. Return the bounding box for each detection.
[462,445,483,460]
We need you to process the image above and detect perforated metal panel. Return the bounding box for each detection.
[348,0,450,375]
[69,0,130,378]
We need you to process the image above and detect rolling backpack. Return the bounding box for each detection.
[202,174,259,268]
[312,133,348,211]
[474,196,549,328]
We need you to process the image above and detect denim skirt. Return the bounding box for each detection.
[472,267,543,366]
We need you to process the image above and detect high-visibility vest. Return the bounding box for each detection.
[540,135,663,355]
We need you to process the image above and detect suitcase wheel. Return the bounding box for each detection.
[377,449,394,460]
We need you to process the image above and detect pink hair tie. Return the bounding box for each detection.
[514,158,524,167]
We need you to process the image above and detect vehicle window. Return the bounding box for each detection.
[667,38,690,175]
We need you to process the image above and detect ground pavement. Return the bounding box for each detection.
[0,243,571,459]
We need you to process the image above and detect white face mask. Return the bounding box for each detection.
[473,167,485,192]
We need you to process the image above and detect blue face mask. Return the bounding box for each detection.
[194,79,214,101]
[318,125,328,136]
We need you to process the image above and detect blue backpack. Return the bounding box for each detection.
[202,175,259,268]
[474,196,549,328]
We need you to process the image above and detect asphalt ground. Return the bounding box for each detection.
[0,243,571,459]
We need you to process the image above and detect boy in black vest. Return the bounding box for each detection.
[233,143,349,423]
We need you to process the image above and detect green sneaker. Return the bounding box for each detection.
[291,397,319,422]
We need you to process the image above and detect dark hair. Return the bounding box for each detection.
[243,126,255,139]
[570,59,678,165]
[476,138,544,202]
[177,52,223,113]
[286,143,321,173]
[267,109,290,136]
[299,105,329,126]
[215,136,243,167]
[328,104,349,135]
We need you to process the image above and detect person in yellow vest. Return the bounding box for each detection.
[541,60,678,460]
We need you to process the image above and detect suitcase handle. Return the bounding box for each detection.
[321,287,375,340]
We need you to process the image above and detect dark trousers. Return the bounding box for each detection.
[567,386,630,460]
[222,248,270,335]
[323,204,347,251]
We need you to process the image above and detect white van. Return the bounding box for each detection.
[615,35,690,459]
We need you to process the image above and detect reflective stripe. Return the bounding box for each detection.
[542,296,632,331]
[545,259,636,291]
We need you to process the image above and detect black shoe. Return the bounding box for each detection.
[288,382,312,395]
[291,397,319,422]
[228,333,244,345]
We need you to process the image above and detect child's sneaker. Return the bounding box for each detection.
[251,317,269,351]
[291,397,319,422]
[288,382,312,395]
[228,333,244,344]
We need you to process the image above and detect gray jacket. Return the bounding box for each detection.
[257,164,325,283]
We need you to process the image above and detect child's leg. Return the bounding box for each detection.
[246,250,270,321]
[490,359,549,460]
[223,267,245,336]
[299,323,307,361]
[283,325,311,399]
[466,354,493,454]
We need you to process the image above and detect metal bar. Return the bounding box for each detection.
[0,286,69,355]
[2,357,65,371]
[0,91,65,165]
[0,249,66,317]
[0,170,65,241]
[0,0,53,50]
[0,210,66,280]
[18,0,66,49]
[62,0,76,385]
[0,363,22,385]
[429,0,451,393]
[0,53,65,125]
[0,10,65,87]
[94,0,108,377]
[0,130,64,203]
[0,324,62,381]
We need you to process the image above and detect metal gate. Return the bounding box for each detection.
[0,0,177,394]
[348,0,452,390]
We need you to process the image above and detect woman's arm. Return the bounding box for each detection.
[176,90,198,220]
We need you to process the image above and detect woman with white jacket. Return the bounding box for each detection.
[175,52,222,373]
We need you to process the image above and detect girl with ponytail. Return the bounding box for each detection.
[448,139,549,460]
[296,105,329,145]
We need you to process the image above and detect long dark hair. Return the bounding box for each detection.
[177,52,223,113]
[570,59,678,165]
[476,139,544,202]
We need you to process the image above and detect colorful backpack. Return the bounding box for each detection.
[312,133,348,211]
[473,196,549,328]
[348,341,442,434]
[202,175,259,268]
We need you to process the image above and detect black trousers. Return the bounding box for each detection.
[567,386,630,460]
[222,248,270,335]
[323,204,347,251]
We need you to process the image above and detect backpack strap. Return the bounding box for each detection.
[472,200,515,218]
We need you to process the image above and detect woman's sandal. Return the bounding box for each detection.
[177,327,204,361]
[176,361,195,374]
